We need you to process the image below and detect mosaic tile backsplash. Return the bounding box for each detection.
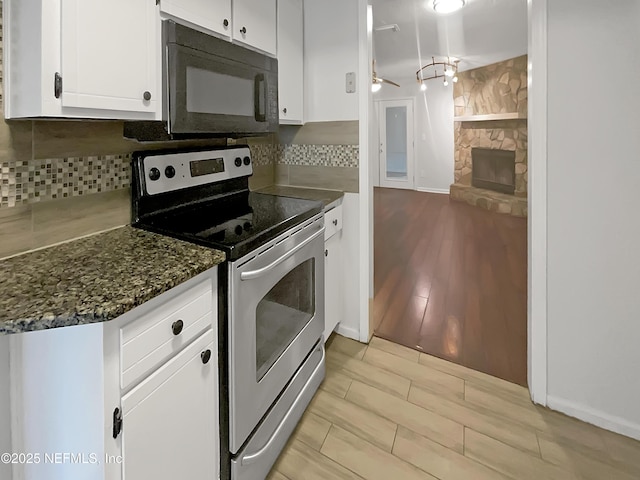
[1,155,131,208]
[277,144,359,168]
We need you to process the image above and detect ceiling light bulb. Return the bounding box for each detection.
[444,67,454,77]
[452,75,458,83]
[443,78,449,86]
[420,82,427,91]
[433,0,465,14]
[372,82,382,93]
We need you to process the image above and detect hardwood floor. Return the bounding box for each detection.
[269,335,640,480]
[372,188,528,386]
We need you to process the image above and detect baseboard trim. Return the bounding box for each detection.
[547,395,640,441]
[416,187,450,195]
[335,324,360,342]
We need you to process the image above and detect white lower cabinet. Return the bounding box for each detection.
[324,204,344,341]
[10,268,219,480]
[122,331,218,480]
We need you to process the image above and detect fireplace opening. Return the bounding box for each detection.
[472,148,516,195]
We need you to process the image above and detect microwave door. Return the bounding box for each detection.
[168,44,274,135]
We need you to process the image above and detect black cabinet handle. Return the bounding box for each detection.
[223,18,229,28]
[112,408,123,439]
[143,91,151,101]
[201,349,212,364]
[172,320,184,336]
[325,249,328,257]
[282,107,287,114]
[240,26,247,35]
[333,219,338,226]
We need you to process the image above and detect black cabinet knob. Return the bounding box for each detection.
[282,107,287,114]
[148,167,161,181]
[234,157,242,167]
[172,320,184,336]
[243,156,251,166]
[240,26,247,35]
[143,91,152,101]
[325,249,328,257]
[223,18,229,28]
[201,349,212,365]
[165,166,176,179]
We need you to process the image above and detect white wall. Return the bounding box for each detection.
[375,80,454,192]
[336,193,361,340]
[304,0,360,122]
[0,336,12,480]
[546,0,640,438]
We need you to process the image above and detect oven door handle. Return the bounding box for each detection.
[240,226,324,281]
[240,344,325,466]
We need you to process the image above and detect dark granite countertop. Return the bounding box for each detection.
[0,226,225,335]
[256,185,344,208]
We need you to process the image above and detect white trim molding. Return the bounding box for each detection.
[547,396,640,442]
[416,187,449,195]
[528,0,548,406]
[336,324,361,342]
[357,0,372,343]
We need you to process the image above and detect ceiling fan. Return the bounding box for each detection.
[371,24,401,92]
[372,60,400,92]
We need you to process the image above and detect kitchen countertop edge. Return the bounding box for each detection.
[0,226,226,336]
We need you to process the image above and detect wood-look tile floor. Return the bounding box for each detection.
[269,335,640,480]
[373,188,528,386]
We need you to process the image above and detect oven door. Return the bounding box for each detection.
[228,216,325,454]
[166,42,278,136]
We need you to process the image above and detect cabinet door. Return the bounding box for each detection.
[160,0,232,38]
[60,0,158,116]
[324,234,343,341]
[233,0,277,56]
[277,0,304,124]
[121,331,218,480]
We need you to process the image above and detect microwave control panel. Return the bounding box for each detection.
[142,147,253,196]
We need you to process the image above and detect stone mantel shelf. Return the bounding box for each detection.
[454,113,527,122]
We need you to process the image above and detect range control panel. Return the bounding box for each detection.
[142,147,253,196]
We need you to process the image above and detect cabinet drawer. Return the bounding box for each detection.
[324,204,343,240]
[120,279,213,390]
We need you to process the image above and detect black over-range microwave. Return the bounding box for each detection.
[125,21,279,141]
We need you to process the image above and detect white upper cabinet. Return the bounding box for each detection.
[278,0,304,124]
[160,0,232,38]
[232,0,277,56]
[5,0,160,120]
[60,0,158,114]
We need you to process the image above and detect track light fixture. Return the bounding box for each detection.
[415,57,460,90]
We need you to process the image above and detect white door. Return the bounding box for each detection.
[160,0,232,38]
[233,0,277,56]
[378,99,415,190]
[121,331,218,480]
[277,0,304,124]
[60,0,158,116]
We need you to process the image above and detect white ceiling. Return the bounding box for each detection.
[371,0,528,82]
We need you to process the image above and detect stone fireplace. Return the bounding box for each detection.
[449,55,528,217]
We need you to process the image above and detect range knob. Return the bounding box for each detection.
[148,167,161,181]
[165,165,176,179]
[234,157,242,167]
[243,156,251,166]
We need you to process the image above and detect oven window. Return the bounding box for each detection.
[255,259,315,381]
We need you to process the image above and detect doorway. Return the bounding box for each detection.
[377,99,415,190]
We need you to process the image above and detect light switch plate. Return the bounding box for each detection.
[346,72,356,93]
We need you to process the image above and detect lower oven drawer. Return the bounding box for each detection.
[231,341,325,480]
